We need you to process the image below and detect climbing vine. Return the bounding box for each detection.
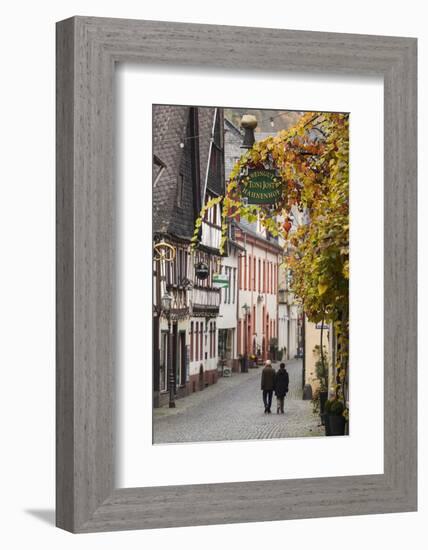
[190,195,223,249]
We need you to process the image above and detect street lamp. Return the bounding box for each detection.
[242,303,250,372]
[161,292,175,408]
[240,114,257,149]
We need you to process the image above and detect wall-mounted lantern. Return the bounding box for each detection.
[240,114,258,149]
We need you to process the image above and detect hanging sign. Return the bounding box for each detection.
[195,261,209,280]
[213,273,229,288]
[241,169,282,205]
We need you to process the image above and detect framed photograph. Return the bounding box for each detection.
[56,17,417,533]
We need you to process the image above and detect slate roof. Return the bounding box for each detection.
[153,105,190,237]
[236,219,283,251]
[153,106,225,240]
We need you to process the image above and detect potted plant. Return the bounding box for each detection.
[324,398,346,436]
[311,388,320,416]
[313,345,329,425]
[249,354,257,368]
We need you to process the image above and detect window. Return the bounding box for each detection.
[190,322,194,362]
[218,329,227,359]
[213,322,216,357]
[170,251,176,285]
[271,262,273,294]
[272,262,275,294]
[165,255,171,286]
[213,203,218,225]
[263,260,266,292]
[232,267,236,304]
[177,249,182,283]
[209,322,217,358]
[184,250,188,280]
[237,320,242,354]
[253,305,256,334]
[228,267,231,304]
[248,256,252,294]
[258,258,261,292]
[200,322,203,360]
[275,263,278,294]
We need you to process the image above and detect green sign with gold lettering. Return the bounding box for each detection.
[241,169,282,205]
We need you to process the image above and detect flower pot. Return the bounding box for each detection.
[327,414,346,436]
[320,412,328,431]
[323,413,331,436]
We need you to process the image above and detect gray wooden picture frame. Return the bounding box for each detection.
[56,16,417,533]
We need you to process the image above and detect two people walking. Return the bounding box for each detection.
[261,360,289,414]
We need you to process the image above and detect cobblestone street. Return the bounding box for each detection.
[153,359,325,444]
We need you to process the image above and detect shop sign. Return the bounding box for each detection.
[195,261,209,280]
[241,169,282,205]
[213,273,229,288]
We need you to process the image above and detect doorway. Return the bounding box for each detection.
[179,330,186,387]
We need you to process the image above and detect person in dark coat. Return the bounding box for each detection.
[274,363,289,414]
[261,360,276,413]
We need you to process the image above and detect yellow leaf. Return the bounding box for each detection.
[318,282,328,296]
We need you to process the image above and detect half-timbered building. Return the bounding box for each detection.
[153,105,225,407]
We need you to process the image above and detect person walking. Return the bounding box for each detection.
[274,363,289,414]
[261,360,275,414]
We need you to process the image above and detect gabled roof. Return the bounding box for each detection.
[197,107,216,198]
